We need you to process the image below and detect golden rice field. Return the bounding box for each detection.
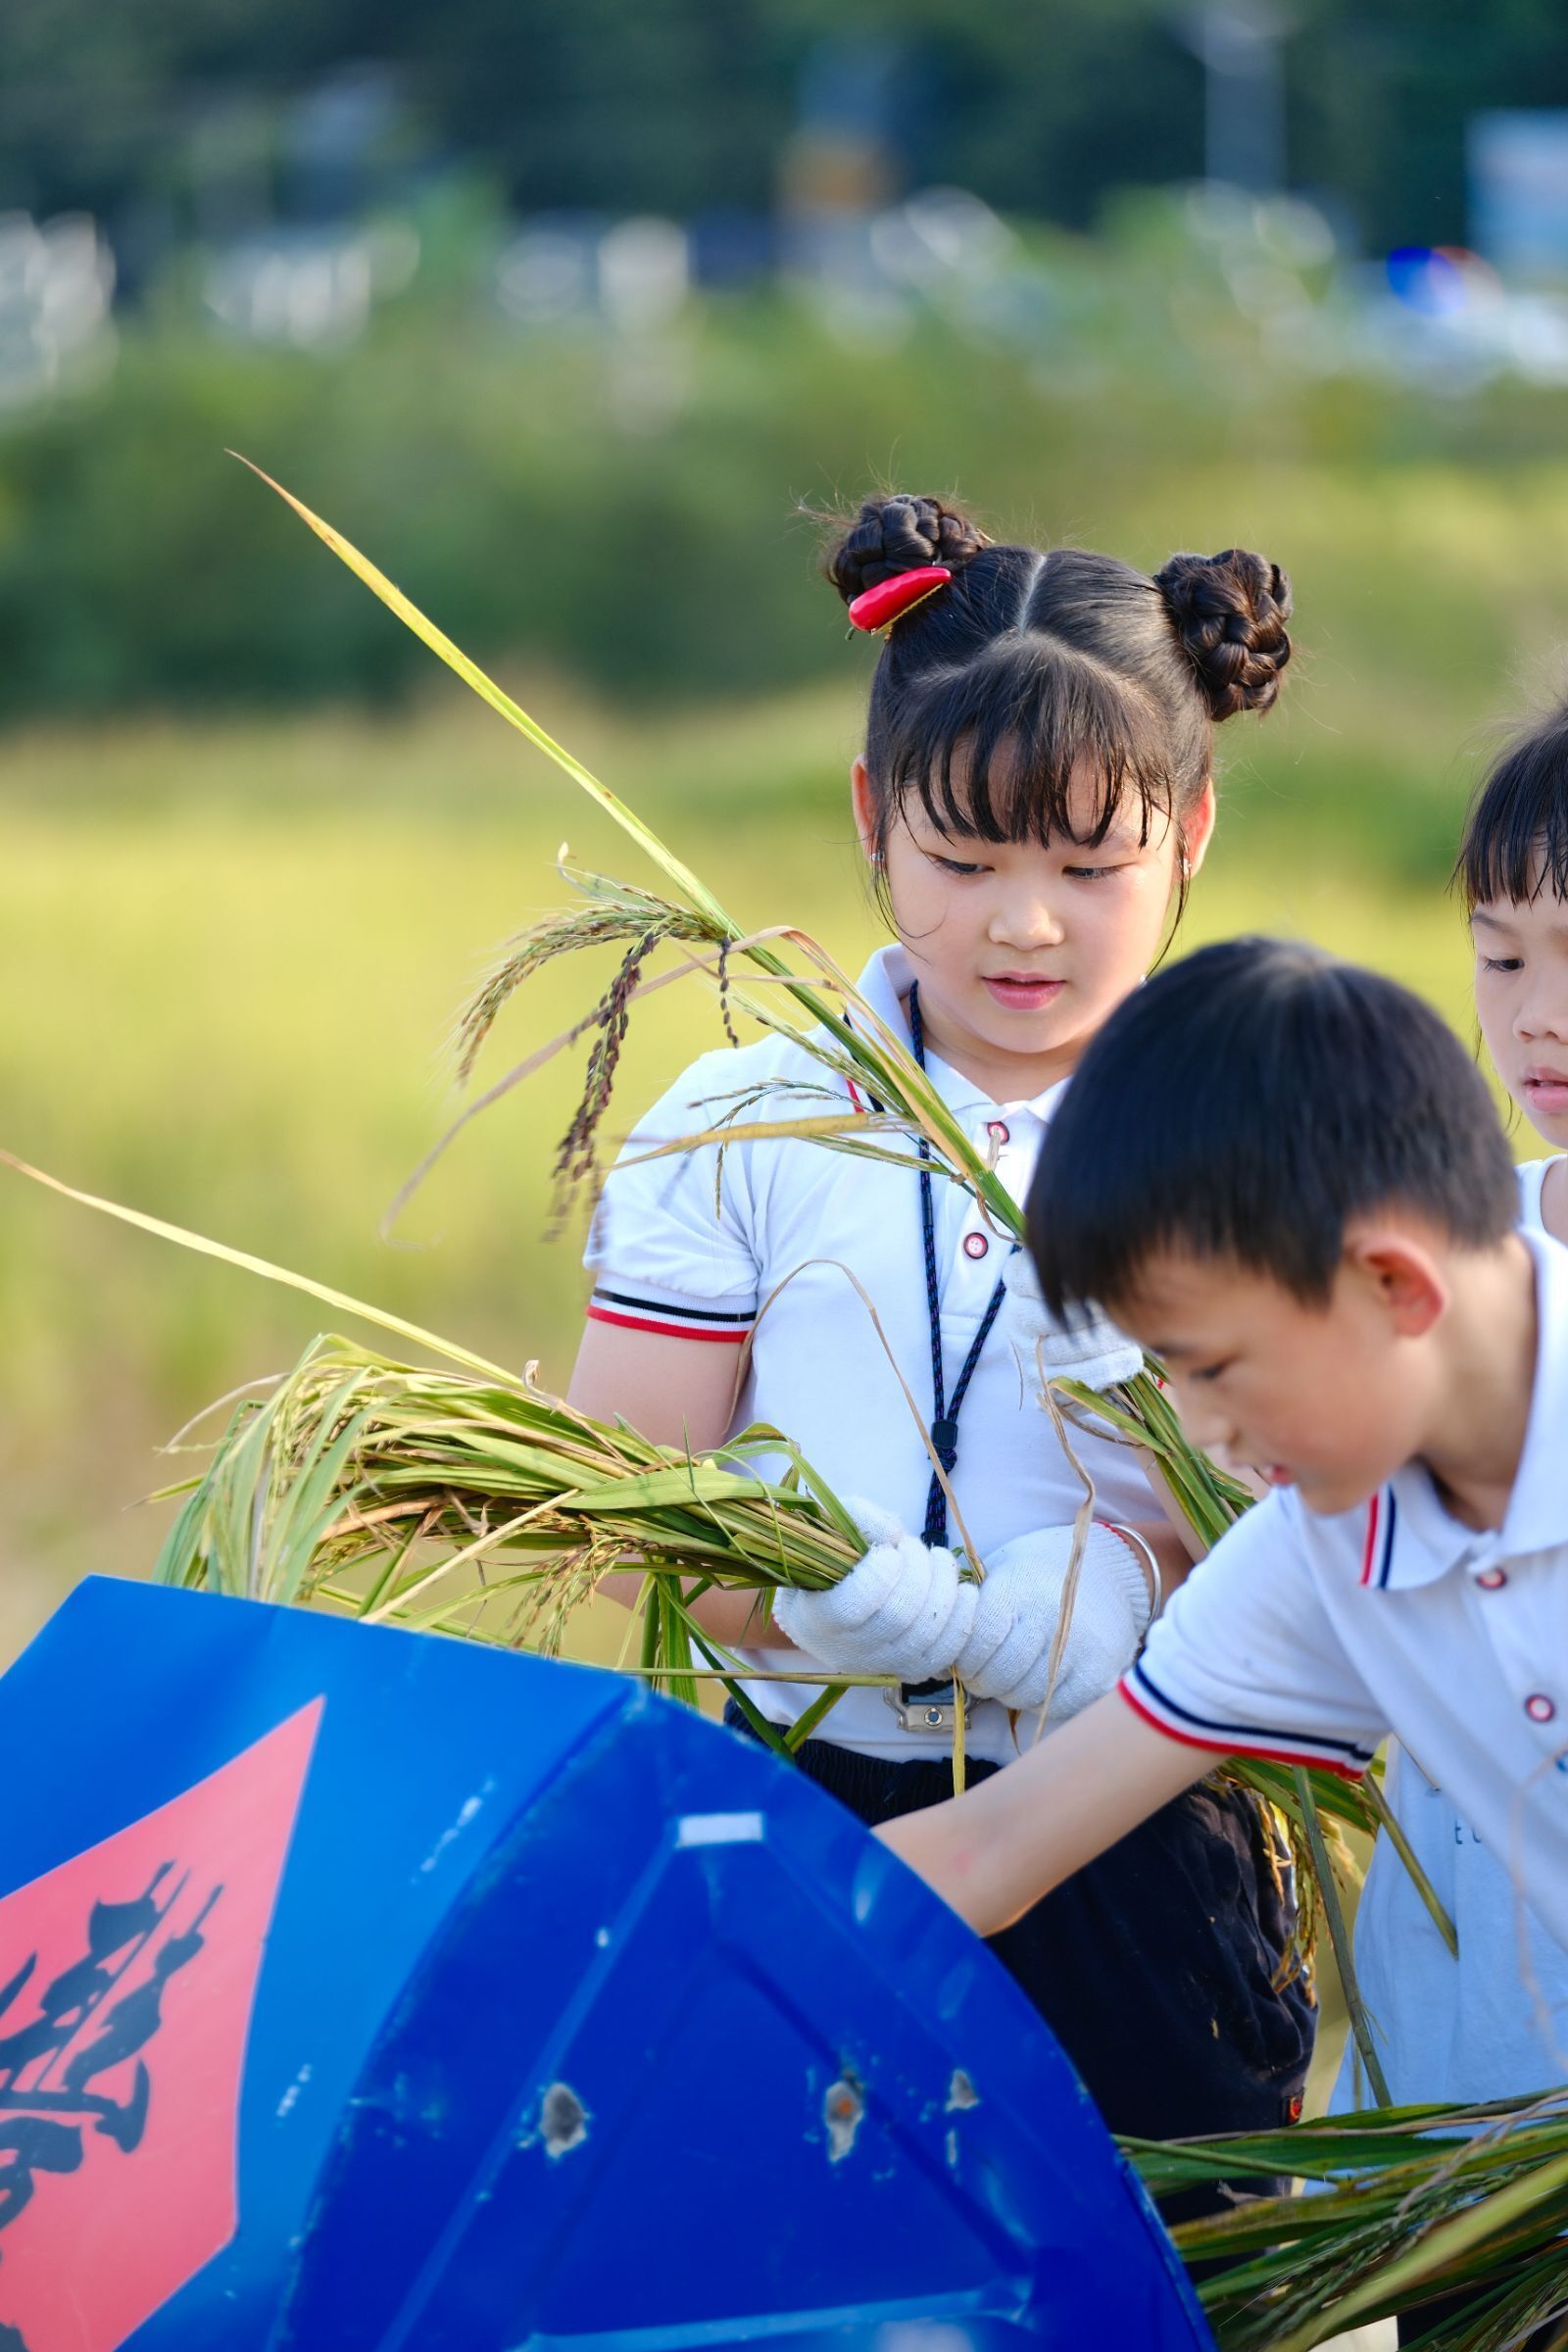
[0,677,1500,1690]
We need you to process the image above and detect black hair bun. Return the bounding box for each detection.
[1154,549,1293,720]
[823,493,990,609]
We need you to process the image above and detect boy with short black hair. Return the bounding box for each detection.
[879,937,1568,1956]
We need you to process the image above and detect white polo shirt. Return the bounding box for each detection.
[1519,1154,1557,1236]
[585,943,1157,1763]
[1123,1225,1568,1958]
[1327,1157,1568,2110]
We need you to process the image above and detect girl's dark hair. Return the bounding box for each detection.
[1027,937,1518,1314]
[824,493,1293,861]
[1454,694,1568,911]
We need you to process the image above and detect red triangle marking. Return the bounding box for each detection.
[0,1699,322,2352]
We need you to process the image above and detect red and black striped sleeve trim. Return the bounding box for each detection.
[1118,1662,1376,1781]
[586,1286,755,1344]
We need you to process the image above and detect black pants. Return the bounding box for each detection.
[726,1708,1314,2172]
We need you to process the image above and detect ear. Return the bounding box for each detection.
[1180,778,1218,881]
[850,756,880,863]
[1343,1227,1450,1339]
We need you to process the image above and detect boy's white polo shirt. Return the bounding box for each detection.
[586,944,1157,1764]
[1123,1228,1568,1955]
[1326,1157,1568,2110]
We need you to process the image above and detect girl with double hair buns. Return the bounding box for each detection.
[569,492,1311,2171]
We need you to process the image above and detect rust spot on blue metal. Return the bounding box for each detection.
[823,2069,864,2162]
[541,2082,589,2159]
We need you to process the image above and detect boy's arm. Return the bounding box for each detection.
[875,1690,1218,1937]
[883,1491,1387,1940]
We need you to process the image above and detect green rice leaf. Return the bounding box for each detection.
[1264,2149,1568,2351]
[0,1150,517,1385]
[234,455,731,931]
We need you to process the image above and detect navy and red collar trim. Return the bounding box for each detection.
[1359,1487,1397,1591]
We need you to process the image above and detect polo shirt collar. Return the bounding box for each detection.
[852,945,1066,1124]
[1377,1226,1568,1590]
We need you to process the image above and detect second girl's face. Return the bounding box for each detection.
[854,753,1215,1095]
[1472,875,1568,1146]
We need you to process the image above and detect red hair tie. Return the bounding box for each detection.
[848,564,953,634]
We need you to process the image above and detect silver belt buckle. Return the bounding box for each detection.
[883,1680,969,1736]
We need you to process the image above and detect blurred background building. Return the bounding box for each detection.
[4,1,1568,709]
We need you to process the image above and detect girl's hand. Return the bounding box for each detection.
[997,1250,1143,1393]
[769,1499,977,1679]
[952,1523,1154,1718]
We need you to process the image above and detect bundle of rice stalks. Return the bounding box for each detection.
[144,1303,1379,1957]
[154,1328,866,1739]
[1125,2091,1568,2351]
[0,1142,1375,1893]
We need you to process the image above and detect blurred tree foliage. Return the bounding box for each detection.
[3,0,1568,252]
[3,245,1568,720]
[3,2,1568,718]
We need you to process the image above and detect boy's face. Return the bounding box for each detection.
[1115,1246,1439,1519]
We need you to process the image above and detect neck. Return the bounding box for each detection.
[1419,1236,1539,1532]
[907,984,1081,1104]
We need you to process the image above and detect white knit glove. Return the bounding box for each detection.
[950,1522,1154,1719]
[998,1249,1143,1394]
[770,1497,976,1680]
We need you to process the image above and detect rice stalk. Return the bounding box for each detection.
[0,1148,516,1385]
[153,1332,874,1664]
[1122,2089,1568,2350]
[457,864,713,1084]
[1361,1765,1462,1959]
[548,925,660,1217]
[1296,1762,1393,2107]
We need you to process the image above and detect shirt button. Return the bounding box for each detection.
[987,1120,1010,1147]
[962,1232,990,1261]
[1477,1567,1508,1590]
[1526,1693,1557,1725]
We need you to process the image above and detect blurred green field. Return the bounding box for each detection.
[0,647,1506,1676]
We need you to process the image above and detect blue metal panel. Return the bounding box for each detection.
[0,1579,1212,2351]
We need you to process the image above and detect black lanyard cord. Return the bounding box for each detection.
[907,982,1014,1550]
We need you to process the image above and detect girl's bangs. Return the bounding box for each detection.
[1457,726,1568,910]
[886,647,1176,849]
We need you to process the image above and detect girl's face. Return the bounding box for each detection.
[1472,875,1568,1146]
[852,752,1215,1097]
